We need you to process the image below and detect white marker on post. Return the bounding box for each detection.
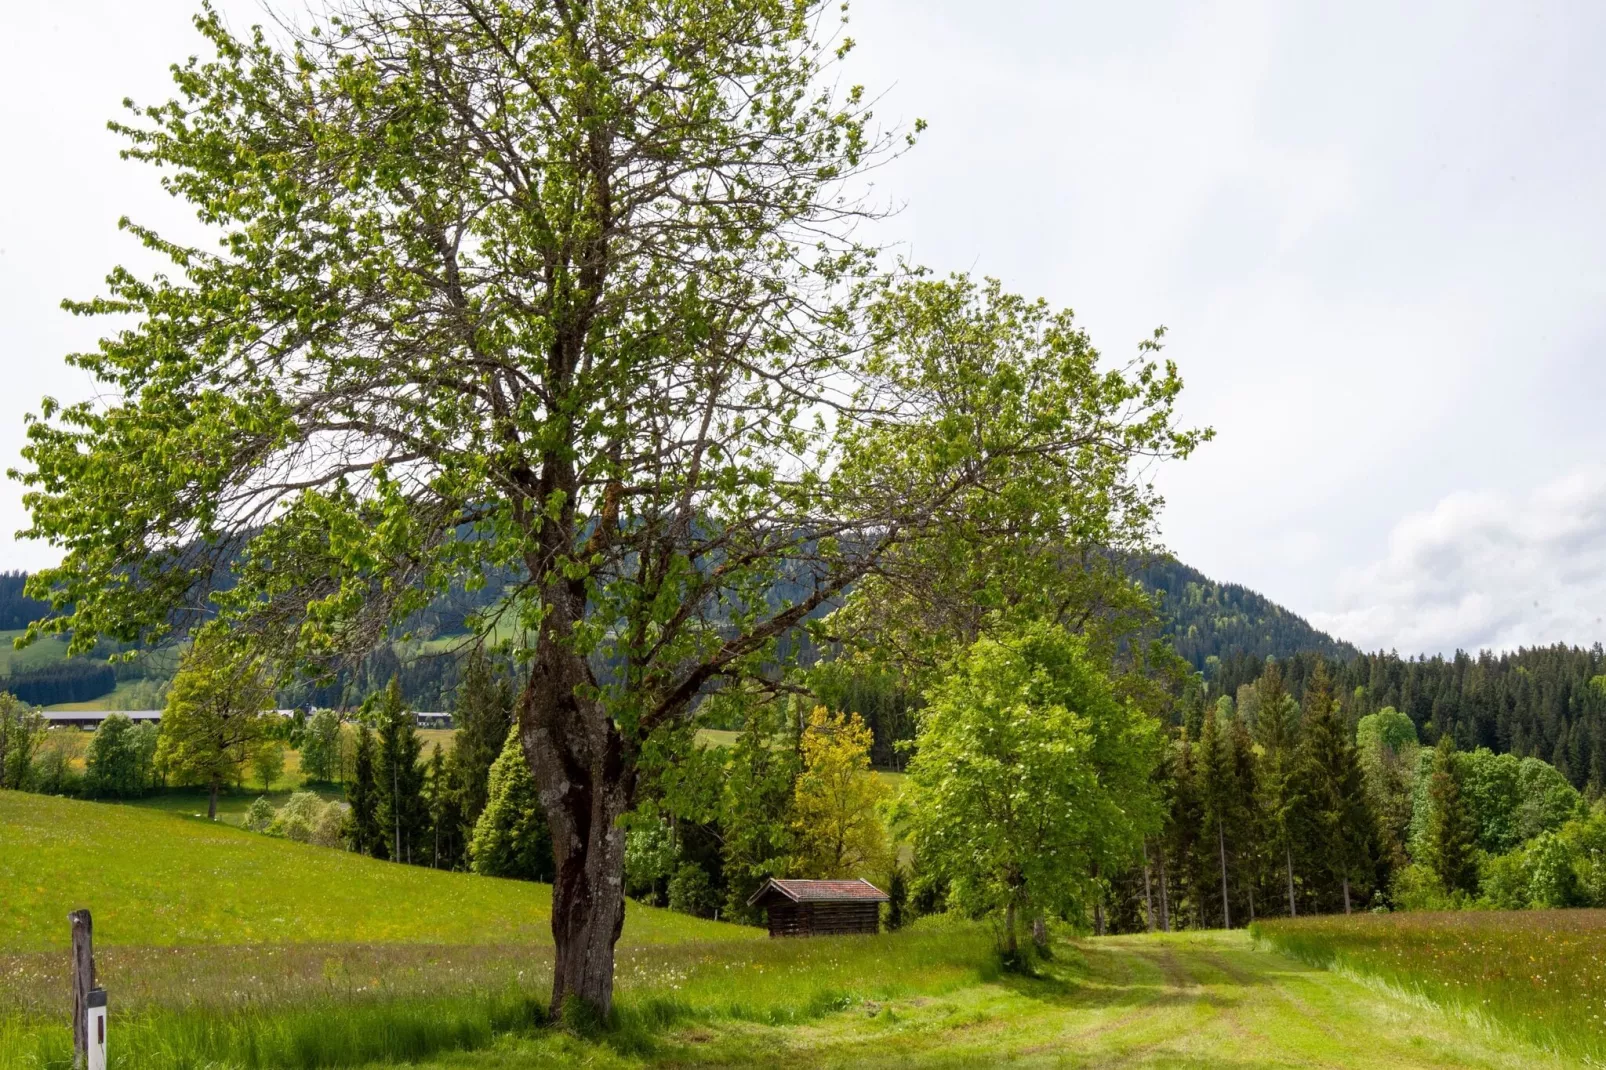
[85,988,107,1070]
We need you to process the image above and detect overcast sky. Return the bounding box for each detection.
[2,1,1603,656]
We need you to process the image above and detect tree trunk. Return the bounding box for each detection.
[1343,875,1352,915]
[1032,914,1048,949]
[1247,883,1255,924]
[1141,839,1156,933]
[1004,898,1018,955]
[1093,898,1105,936]
[208,778,219,821]
[1285,843,1297,917]
[1157,841,1171,933]
[1217,823,1231,929]
[520,629,634,1021]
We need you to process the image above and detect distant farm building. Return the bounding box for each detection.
[41,710,163,730]
[746,879,889,937]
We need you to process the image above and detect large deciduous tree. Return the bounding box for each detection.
[15,0,1200,1014]
[154,635,276,818]
[902,623,1164,955]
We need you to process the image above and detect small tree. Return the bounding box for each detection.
[903,623,1163,955]
[298,709,344,784]
[791,707,890,880]
[155,637,275,818]
[85,714,145,798]
[0,693,44,790]
[252,740,285,792]
[470,726,555,882]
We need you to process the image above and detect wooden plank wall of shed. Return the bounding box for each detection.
[766,901,880,937]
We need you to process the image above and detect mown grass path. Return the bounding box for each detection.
[420,931,1582,1069]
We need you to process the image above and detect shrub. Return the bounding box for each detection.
[1391,862,1456,911]
[667,862,719,918]
[243,796,276,833]
[1477,850,1530,910]
[311,801,348,848]
[269,792,333,843]
[29,734,78,795]
[1527,831,1581,908]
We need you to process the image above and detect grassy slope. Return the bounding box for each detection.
[0,790,756,952]
[0,630,73,675]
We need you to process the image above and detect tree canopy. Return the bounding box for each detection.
[15,0,1200,1014]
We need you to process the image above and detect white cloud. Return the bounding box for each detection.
[1310,467,1606,655]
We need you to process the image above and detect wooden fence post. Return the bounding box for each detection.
[69,909,95,1069]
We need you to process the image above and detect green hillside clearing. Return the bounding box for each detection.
[0,790,753,952]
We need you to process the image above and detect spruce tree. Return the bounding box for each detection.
[1294,659,1377,913]
[1228,712,1262,921]
[450,651,515,831]
[1253,662,1301,915]
[1196,703,1239,927]
[346,724,384,858]
[1165,731,1205,927]
[373,677,429,865]
[426,743,465,869]
[470,725,554,881]
[1426,735,1479,896]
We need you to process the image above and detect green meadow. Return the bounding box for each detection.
[0,790,1593,1068]
[0,791,741,951]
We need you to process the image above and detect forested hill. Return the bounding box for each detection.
[0,572,50,631]
[1134,557,1359,672]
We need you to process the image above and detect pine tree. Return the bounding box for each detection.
[373,677,429,865]
[347,723,385,858]
[1426,735,1479,896]
[470,725,554,881]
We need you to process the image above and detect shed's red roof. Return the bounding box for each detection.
[746,878,889,906]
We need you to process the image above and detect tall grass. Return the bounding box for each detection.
[0,991,545,1070]
[0,923,993,1069]
[1253,909,1606,1063]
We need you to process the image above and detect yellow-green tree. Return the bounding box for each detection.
[791,707,891,880]
[155,636,275,819]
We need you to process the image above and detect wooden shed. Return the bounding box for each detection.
[746,878,889,938]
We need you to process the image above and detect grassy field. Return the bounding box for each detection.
[3,923,1583,1069]
[3,790,1591,1068]
[1254,910,1606,1064]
